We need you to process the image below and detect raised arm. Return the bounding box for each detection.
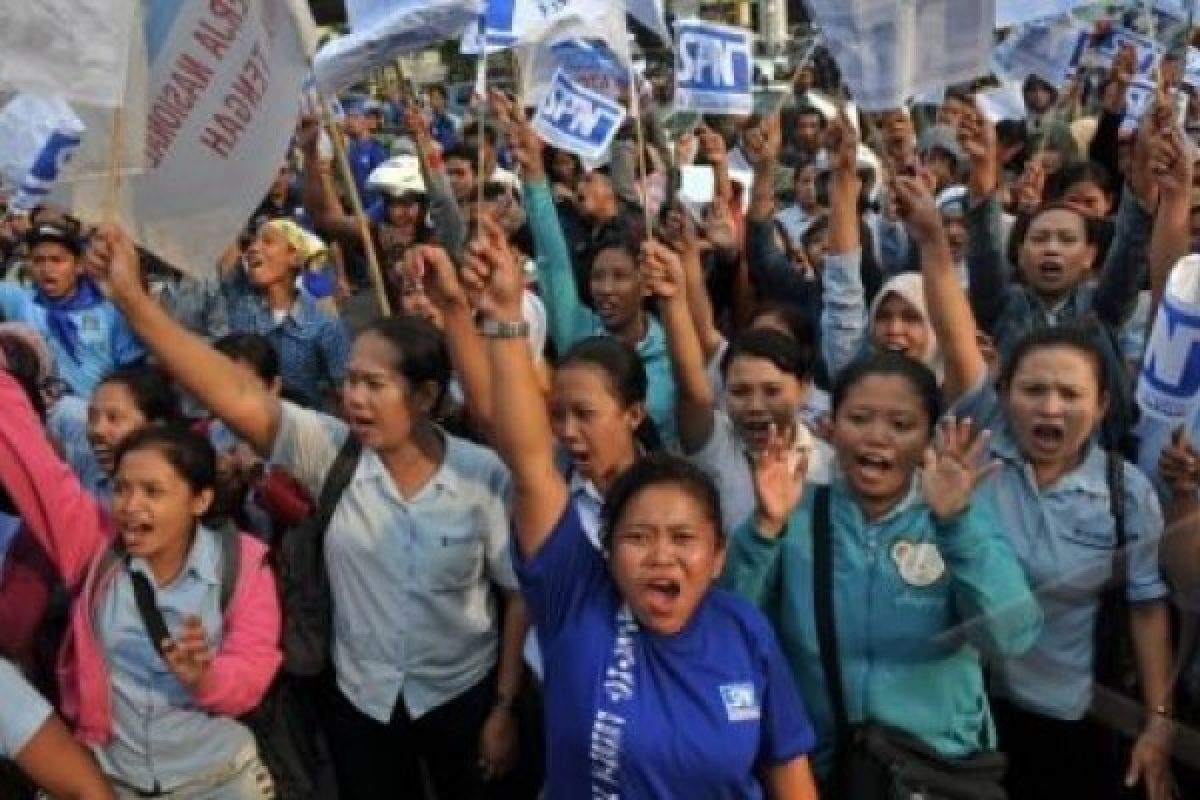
[298,117,362,246]
[895,170,987,403]
[1145,123,1193,317]
[406,105,468,262]
[84,226,283,456]
[0,371,110,590]
[409,244,496,438]
[646,239,716,454]
[958,104,1011,335]
[819,111,868,377]
[463,213,567,557]
[669,205,724,361]
[491,91,592,351]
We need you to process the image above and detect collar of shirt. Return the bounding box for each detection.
[129,523,222,588]
[252,288,323,331]
[568,467,604,505]
[355,427,464,499]
[990,429,1107,496]
[831,472,923,527]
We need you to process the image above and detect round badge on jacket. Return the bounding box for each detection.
[891,540,946,587]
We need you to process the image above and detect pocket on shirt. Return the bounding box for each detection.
[424,532,485,591]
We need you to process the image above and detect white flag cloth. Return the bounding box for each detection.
[992,18,1090,89]
[625,0,670,42]
[316,0,483,92]
[672,19,755,115]
[58,0,314,280]
[532,69,627,160]
[0,0,138,108]
[0,94,85,212]
[996,0,1094,29]
[807,0,994,111]
[516,4,633,106]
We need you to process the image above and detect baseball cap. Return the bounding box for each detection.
[26,221,82,255]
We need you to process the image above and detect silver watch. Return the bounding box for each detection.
[479,317,530,339]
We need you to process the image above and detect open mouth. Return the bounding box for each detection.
[1037,261,1065,281]
[1029,422,1065,450]
[880,341,909,355]
[854,452,894,482]
[643,579,681,614]
[121,520,155,547]
[739,418,773,448]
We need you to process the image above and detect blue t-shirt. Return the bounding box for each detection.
[515,504,815,799]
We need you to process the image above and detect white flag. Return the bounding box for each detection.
[0,0,138,108]
[462,0,612,54]
[59,0,314,280]
[516,4,633,106]
[996,0,1093,29]
[626,0,669,42]
[316,0,484,92]
[0,94,85,212]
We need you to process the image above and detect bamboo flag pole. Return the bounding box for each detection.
[284,0,392,317]
[476,50,489,211]
[102,107,125,224]
[317,94,393,317]
[628,69,654,237]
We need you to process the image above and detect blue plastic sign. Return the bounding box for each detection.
[1138,256,1200,424]
[532,68,627,160]
[673,19,754,115]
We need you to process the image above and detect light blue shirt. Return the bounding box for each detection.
[0,658,51,758]
[954,378,1169,720]
[271,402,518,722]
[0,283,143,397]
[49,394,112,503]
[93,525,253,792]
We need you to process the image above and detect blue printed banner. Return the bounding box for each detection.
[672,19,754,116]
[532,68,626,160]
[1138,256,1200,424]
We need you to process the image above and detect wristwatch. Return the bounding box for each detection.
[479,317,530,339]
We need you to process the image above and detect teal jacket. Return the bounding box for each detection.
[722,480,1041,772]
[524,179,678,447]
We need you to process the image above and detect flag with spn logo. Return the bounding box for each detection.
[462,0,611,54]
[532,68,627,160]
[672,20,754,116]
[515,2,633,105]
[0,0,138,108]
[0,94,85,212]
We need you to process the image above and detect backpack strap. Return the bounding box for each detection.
[811,486,850,735]
[1106,449,1128,587]
[311,436,363,557]
[214,518,241,614]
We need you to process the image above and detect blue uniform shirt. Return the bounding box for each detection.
[0,284,143,397]
[516,503,815,799]
[954,377,1169,720]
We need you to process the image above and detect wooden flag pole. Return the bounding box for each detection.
[476,50,489,212]
[628,69,654,237]
[317,94,393,318]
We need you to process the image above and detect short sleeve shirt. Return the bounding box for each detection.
[515,503,815,799]
[952,378,1169,719]
[271,402,517,721]
[0,658,51,758]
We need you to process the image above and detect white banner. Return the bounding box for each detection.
[672,19,754,116]
[996,0,1094,29]
[0,0,138,108]
[532,69,627,160]
[1186,47,1200,90]
[807,0,994,111]
[316,0,483,91]
[60,0,312,280]
[462,0,609,54]
[1090,26,1163,75]
[516,4,633,106]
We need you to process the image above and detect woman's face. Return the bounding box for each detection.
[386,197,424,236]
[724,355,806,452]
[590,248,645,336]
[340,332,434,454]
[551,151,578,186]
[793,165,820,210]
[608,484,724,636]
[550,364,643,489]
[1004,345,1105,481]
[872,292,930,361]
[832,374,931,515]
[1018,209,1095,303]
[88,381,150,476]
[244,226,297,290]
[112,447,212,562]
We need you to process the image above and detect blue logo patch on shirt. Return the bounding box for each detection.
[720,683,760,722]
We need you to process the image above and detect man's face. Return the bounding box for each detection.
[794,113,823,151]
[31,241,80,299]
[445,157,476,203]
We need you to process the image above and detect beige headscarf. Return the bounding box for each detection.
[867,272,943,380]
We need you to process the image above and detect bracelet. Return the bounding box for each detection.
[479,318,529,339]
[494,692,516,712]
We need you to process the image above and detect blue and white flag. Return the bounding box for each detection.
[516,3,633,106]
[532,69,627,160]
[1138,255,1200,425]
[0,94,84,212]
[462,0,609,54]
[316,0,484,92]
[993,18,1090,89]
[672,20,754,116]
[1089,26,1164,75]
